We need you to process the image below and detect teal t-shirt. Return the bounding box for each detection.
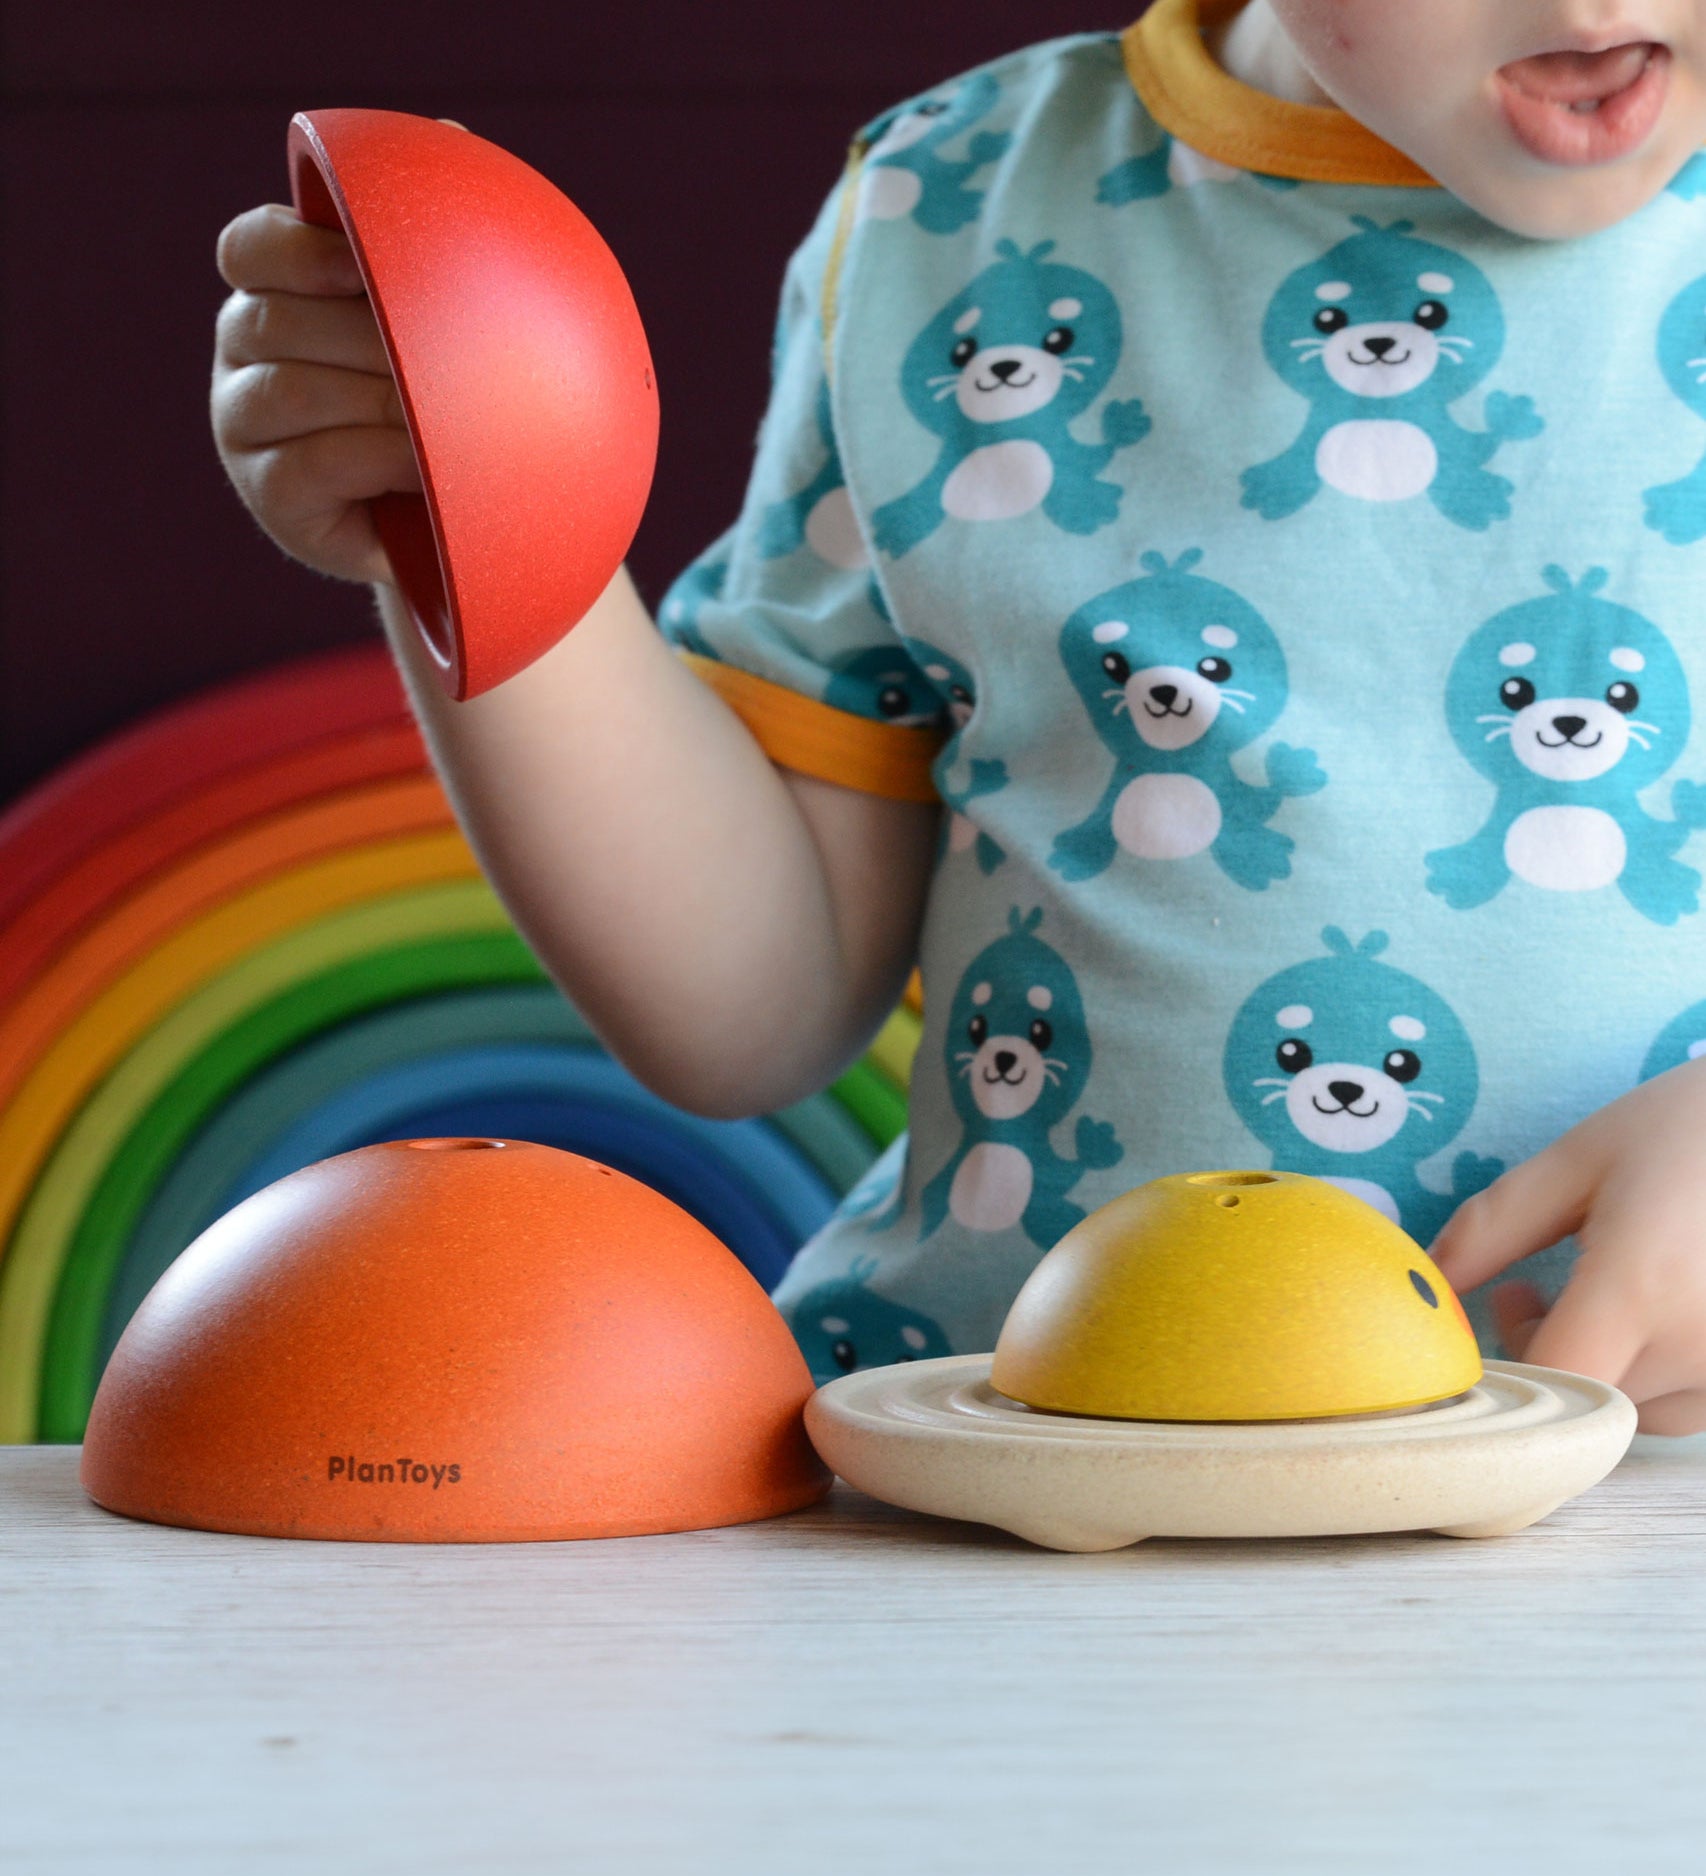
[659,21,1706,1380]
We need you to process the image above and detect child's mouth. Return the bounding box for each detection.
[1495,40,1670,166]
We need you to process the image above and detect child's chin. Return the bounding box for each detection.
[1445,157,1670,239]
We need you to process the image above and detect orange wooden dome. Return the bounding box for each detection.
[81,1139,828,1541]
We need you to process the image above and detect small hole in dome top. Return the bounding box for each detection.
[1216,1194,1241,1209]
[401,1138,506,1151]
[1186,1171,1276,1188]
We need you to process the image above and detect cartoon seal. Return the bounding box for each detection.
[822,644,946,726]
[1241,217,1543,529]
[785,1258,954,1382]
[1224,926,1501,1243]
[1642,999,1706,1081]
[871,240,1152,559]
[1642,271,1706,545]
[658,552,730,661]
[855,71,1011,233]
[759,377,870,571]
[1426,565,1706,924]
[905,636,1008,872]
[1051,549,1326,887]
[1097,130,1300,203]
[920,908,1123,1248]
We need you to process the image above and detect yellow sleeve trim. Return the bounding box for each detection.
[681,652,944,804]
[1124,0,1437,188]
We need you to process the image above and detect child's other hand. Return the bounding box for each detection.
[1430,1056,1706,1434]
[211,199,420,586]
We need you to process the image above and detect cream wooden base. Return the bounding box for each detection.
[805,1356,1637,1552]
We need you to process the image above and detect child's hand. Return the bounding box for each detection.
[211,199,420,586]
[1430,1056,1706,1435]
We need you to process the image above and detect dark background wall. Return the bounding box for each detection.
[2,1,1134,809]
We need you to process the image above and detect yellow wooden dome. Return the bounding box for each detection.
[991,1171,1482,1422]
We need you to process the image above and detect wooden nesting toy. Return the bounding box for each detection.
[288,110,658,700]
[81,1140,829,1542]
[806,1170,1636,1551]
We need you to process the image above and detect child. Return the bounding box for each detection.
[212,0,1706,1433]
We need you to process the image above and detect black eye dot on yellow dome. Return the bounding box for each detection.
[1409,1268,1439,1308]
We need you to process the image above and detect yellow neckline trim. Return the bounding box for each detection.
[1124,0,1437,188]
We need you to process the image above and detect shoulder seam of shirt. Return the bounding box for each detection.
[678,651,945,804]
[850,30,1126,145]
[821,32,1120,381]
[821,141,867,385]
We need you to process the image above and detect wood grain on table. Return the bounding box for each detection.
[3,1442,1705,1874]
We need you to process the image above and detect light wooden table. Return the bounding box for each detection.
[4,1440,1706,1874]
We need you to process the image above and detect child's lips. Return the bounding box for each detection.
[1495,41,1670,165]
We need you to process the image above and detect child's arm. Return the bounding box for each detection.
[212,201,938,1117]
[373,568,938,1114]
[1430,1056,1706,1435]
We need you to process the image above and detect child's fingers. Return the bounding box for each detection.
[216,202,364,296]
[1429,1139,1600,1293]
[1489,1280,1548,1358]
[241,423,423,522]
[1632,1389,1706,1437]
[217,357,407,454]
[1491,1276,1693,1408]
[215,287,392,378]
[1504,1294,1681,1401]
[1609,1334,1706,1408]
[232,424,421,585]
[1515,1260,1647,1388]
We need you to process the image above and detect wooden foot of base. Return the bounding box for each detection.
[1434,1500,1564,1539]
[1001,1519,1143,1554]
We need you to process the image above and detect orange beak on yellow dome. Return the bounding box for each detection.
[990,1170,1482,1423]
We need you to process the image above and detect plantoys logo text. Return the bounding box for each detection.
[327,1455,462,1488]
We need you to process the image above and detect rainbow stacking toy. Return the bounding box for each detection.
[0,646,918,1446]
